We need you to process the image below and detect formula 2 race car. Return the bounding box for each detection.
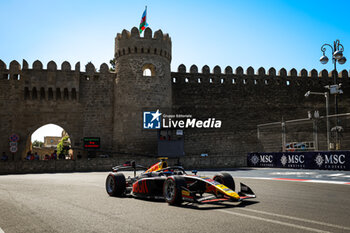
[105,158,256,205]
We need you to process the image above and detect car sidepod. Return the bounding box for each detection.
[132,177,166,199]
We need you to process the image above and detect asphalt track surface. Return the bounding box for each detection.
[0,170,350,233]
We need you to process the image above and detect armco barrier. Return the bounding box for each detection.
[248,151,350,171]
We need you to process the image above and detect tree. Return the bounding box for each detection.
[109,58,116,72]
[32,140,43,148]
[57,136,70,156]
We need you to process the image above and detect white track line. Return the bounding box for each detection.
[216,209,330,233]
[240,208,350,231]
[326,173,344,177]
[303,180,350,185]
[0,227,4,233]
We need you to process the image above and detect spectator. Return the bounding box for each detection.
[34,152,40,160]
[51,150,57,160]
[59,153,65,160]
[44,154,50,160]
[1,152,8,162]
[26,151,32,160]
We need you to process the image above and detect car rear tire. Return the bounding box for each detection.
[163,176,186,205]
[106,173,126,196]
[213,172,235,191]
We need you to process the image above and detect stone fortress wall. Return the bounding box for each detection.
[171,64,350,163]
[1,27,350,168]
[0,59,115,160]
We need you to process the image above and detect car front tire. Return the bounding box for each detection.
[213,172,235,191]
[163,176,186,205]
[106,173,126,197]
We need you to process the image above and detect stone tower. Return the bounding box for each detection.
[113,27,172,155]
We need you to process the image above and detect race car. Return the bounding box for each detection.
[105,158,256,205]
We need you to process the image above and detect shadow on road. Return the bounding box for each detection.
[110,195,259,210]
[173,200,259,210]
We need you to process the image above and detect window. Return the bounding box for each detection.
[56,88,61,100]
[40,87,45,100]
[143,69,152,76]
[142,64,155,77]
[32,87,37,100]
[71,88,77,100]
[64,88,69,100]
[24,87,30,100]
[48,88,53,100]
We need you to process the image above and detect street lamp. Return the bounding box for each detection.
[320,39,346,150]
[320,39,346,61]
[320,39,346,83]
[305,91,330,150]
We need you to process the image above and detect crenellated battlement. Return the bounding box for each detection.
[175,64,349,78]
[0,59,110,80]
[115,27,172,61]
[172,64,350,87]
[0,59,111,72]
[0,59,113,102]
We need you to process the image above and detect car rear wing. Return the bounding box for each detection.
[112,161,148,176]
[112,165,147,172]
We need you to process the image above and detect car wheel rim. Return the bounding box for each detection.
[107,176,115,193]
[165,180,175,201]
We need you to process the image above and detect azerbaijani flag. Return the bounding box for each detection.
[139,6,149,34]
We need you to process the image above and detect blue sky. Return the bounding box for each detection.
[1,0,349,141]
[1,0,349,74]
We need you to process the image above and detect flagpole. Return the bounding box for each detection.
[144,6,148,35]
[146,6,148,28]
